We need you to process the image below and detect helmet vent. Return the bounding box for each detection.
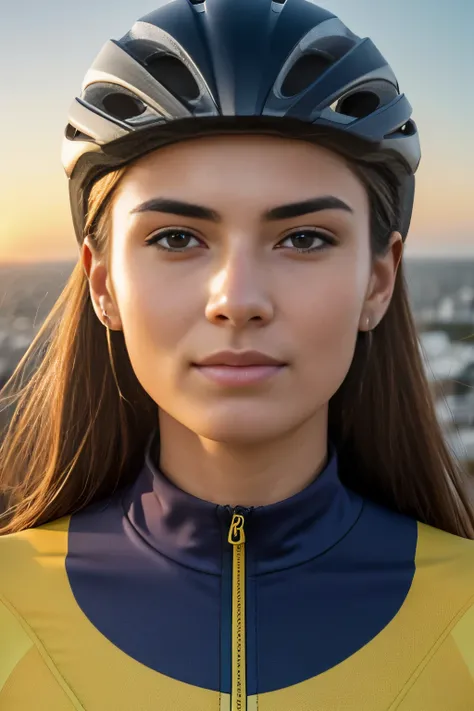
[385,119,417,138]
[65,124,93,142]
[102,92,147,120]
[145,53,200,101]
[398,120,416,136]
[336,91,380,118]
[281,53,333,97]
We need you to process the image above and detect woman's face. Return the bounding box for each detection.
[86,134,401,444]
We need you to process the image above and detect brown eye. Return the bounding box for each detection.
[145,229,201,251]
[289,233,319,250]
[278,230,335,253]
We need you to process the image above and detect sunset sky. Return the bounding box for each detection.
[0,0,472,263]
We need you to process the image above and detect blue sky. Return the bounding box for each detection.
[0,0,473,261]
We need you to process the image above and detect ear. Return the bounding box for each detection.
[359,231,403,331]
[82,237,122,331]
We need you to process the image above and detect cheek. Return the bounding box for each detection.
[286,261,366,393]
[295,279,362,338]
[111,255,202,385]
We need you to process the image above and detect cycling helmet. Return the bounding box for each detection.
[62,0,421,245]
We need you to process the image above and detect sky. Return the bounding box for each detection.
[0,0,472,263]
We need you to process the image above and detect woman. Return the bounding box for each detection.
[1,1,474,709]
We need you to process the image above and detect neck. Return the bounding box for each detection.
[157,409,329,507]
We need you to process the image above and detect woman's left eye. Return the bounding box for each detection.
[278,231,335,253]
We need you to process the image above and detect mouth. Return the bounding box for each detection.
[192,350,287,387]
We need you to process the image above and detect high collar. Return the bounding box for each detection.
[123,429,364,575]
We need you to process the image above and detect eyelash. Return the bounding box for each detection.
[145,228,336,254]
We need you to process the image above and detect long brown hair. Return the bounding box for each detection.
[1,125,473,537]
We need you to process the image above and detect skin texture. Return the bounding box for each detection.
[83,135,402,507]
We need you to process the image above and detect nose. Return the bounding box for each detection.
[205,251,274,328]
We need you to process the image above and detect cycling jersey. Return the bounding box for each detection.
[1,428,474,710]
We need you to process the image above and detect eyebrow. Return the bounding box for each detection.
[129,195,354,221]
[265,196,353,220]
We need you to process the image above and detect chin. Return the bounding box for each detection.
[190,409,292,446]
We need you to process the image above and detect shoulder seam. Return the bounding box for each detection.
[388,591,474,710]
[0,593,85,710]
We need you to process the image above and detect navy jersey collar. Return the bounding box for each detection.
[123,428,363,575]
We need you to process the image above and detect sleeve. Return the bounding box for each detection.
[0,600,78,710]
[395,600,474,710]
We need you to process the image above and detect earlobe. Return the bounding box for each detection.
[359,314,373,332]
[99,297,110,326]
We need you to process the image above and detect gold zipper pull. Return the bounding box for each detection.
[228,512,246,545]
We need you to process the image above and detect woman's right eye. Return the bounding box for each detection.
[145,229,202,252]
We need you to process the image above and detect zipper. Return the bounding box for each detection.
[228,508,247,711]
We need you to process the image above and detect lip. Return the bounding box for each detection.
[194,350,286,367]
[192,364,285,386]
[192,350,287,387]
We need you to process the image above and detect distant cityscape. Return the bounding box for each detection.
[1,256,473,470]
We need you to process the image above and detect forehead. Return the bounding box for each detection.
[113,134,368,215]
